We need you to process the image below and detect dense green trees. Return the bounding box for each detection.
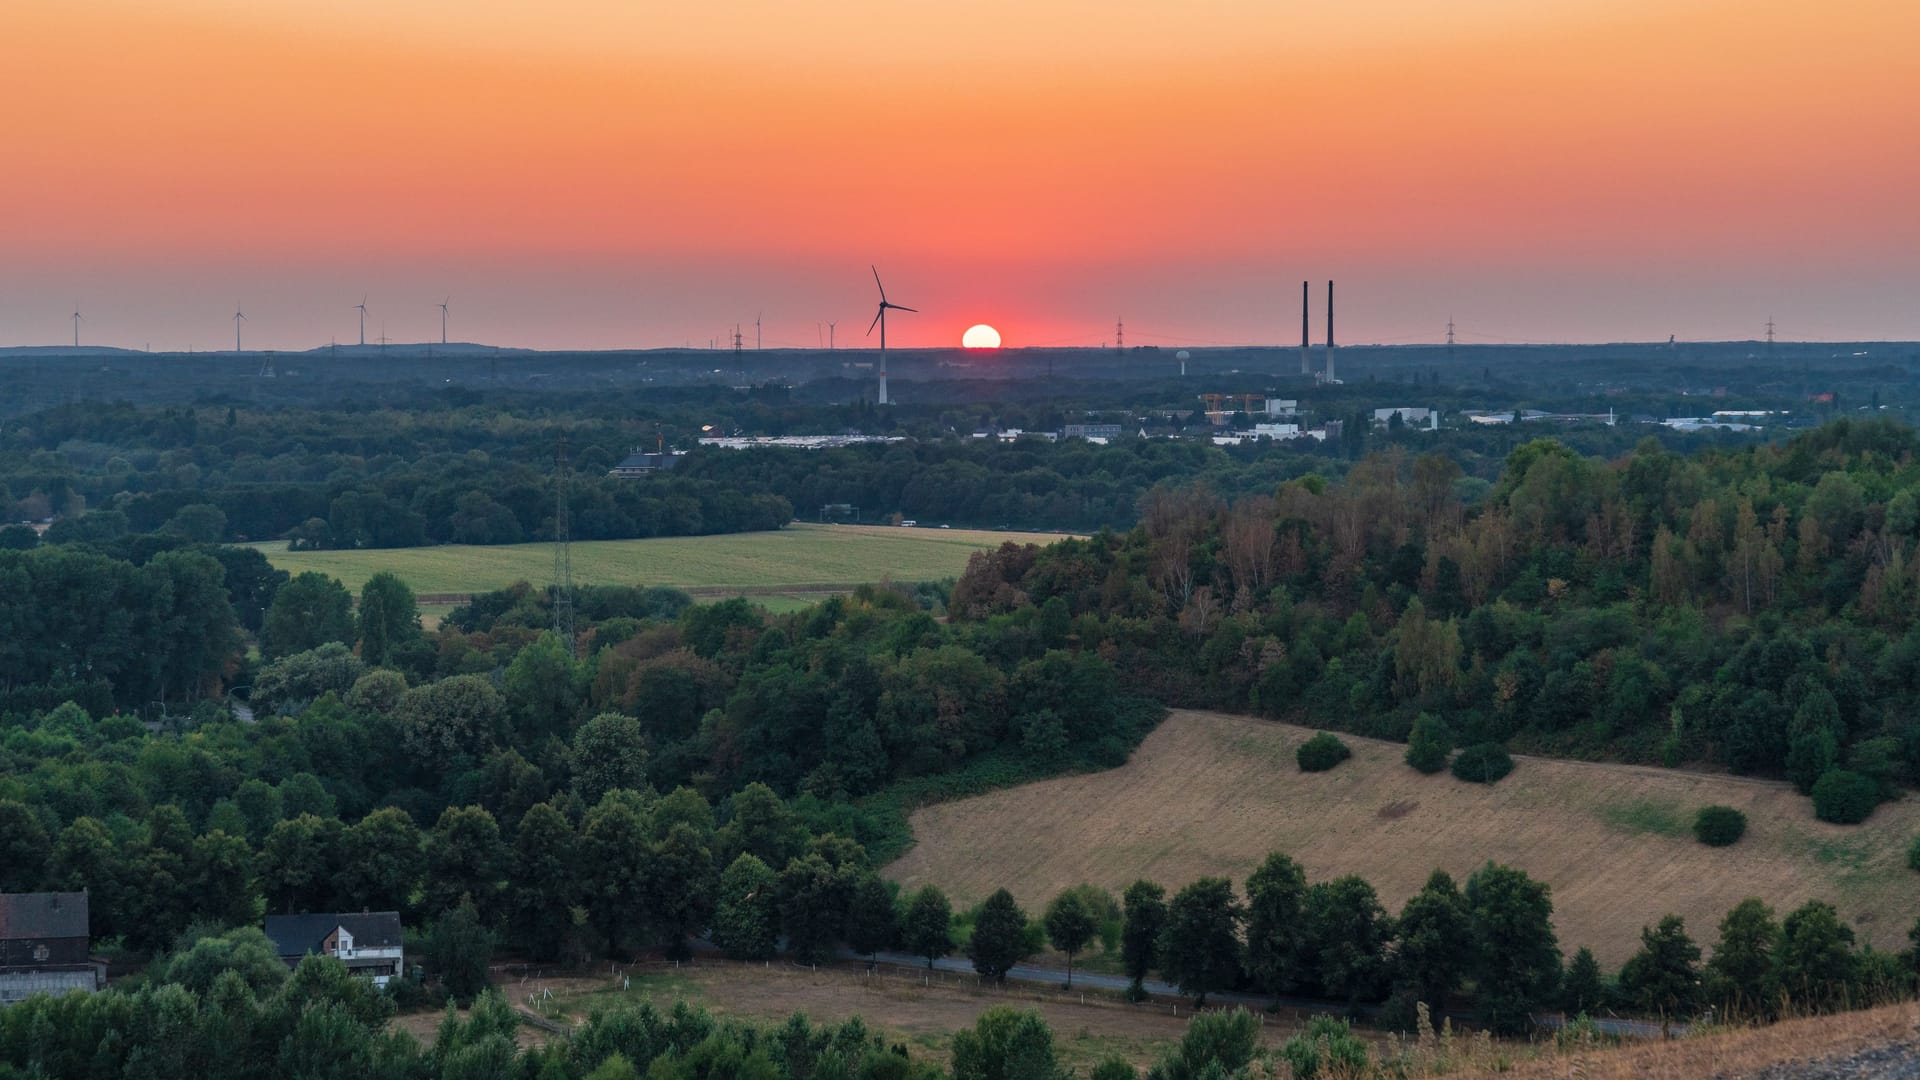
[1159,878,1242,1006]
[1042,890,1096,988]
[968,889,1031,984]
[1243,852,1308,999]
[1467,862,1562,1035]
[1618,916,1702,1029]
[1394,870,1472,1010]
[904,885,956,969]
[1120,880,1167,999]
[263,572,355,660]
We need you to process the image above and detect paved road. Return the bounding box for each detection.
[838,947,1673,1040]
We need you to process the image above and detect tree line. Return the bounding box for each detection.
[952,419,1920,815]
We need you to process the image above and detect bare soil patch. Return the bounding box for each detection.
[886,710,1920,966]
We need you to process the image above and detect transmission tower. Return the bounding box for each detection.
[552,434,577,654]
[1115,317,1124,353]
[1446,316,1455,359]
[1765,315,1776,353]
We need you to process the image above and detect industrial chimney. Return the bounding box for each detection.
[1325,280,1336,382]
[1300,281,1310,376]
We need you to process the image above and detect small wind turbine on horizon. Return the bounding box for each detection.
[866,266,915,405]
[438,298,450,345]
[233,303,248,351]
[71,305,82,348]
[354,296,370,346]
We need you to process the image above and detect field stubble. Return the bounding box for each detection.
[886,710,1920,967]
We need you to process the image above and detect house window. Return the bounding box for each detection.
[32,944,49,962]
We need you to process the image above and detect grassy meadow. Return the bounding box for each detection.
[255,523,1067,599]
[885,710,1920,967]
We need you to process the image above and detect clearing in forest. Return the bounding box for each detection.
[886,710,1920,967]
[255,523,1067,598]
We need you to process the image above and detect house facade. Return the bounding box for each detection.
[0,891,103,1003]
[263,912,405,987]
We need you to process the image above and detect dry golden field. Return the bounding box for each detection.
[885,710,1920,967]
[496,961,1326,1072]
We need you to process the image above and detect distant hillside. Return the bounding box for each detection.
[885,710,1920,967]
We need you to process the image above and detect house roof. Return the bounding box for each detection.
[263,912,403,957]
[0,892,89,940]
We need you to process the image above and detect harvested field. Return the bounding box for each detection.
[255,523,1067,598]
[511,960,1328,1071]
[886,710,1920,966]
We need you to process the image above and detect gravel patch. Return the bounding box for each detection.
[1738,1040,1920,1079]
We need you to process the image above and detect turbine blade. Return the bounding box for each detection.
[867,308,883,335]
[871,265,886,302]
[891,304,918,313]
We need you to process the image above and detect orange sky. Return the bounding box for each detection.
[2,0,1916,350]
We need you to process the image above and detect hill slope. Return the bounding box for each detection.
[885,710,1920,966]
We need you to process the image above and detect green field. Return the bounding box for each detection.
[255,524,1068,599]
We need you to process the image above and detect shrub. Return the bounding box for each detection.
[1810,769,1880,825]
[1906,834,1920,873]
[1451,742,1514,784]
[1693,805,1746,847]
[1405,713,1453,774]
[1297,732,1352,773]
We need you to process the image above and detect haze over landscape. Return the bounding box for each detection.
[4,0,1918,350]
[6,2,1920,1077]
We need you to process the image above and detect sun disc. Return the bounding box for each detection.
[962,324,1002,349]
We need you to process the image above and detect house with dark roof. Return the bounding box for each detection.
[263,911,405,987]
[0,891,102,1003]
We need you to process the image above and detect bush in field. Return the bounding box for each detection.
[1451,743,1513,784]
[1693,805,1747,847]
[1404,713,1453,774]
[1297,732,1352,773]
[1810,769,1879,825]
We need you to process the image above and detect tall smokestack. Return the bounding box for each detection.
[1325,280,1336,382]
[1300,281,1310,375]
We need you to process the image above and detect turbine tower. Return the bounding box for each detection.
[354,296,369,346]
[439,298,450,345]
[867,265,916,405]
[828,321,836,351]
[234,303,248,351]
[71,306,82,348]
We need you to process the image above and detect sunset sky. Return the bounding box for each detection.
[3,0,1916,351]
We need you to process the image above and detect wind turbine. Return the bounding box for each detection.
[438,298,449,345]
[233,303,248,351]
[354,296,369,346]
[71,305,82,348]
[866,266,915,405]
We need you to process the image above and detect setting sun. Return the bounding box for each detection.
[962,324,1002,349]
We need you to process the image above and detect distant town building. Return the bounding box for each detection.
[0,892,102,1003]
[1372,407,1438,429]
[1263,399,1299,417]
[1251,423,1301,439]
[1520,408,1617,425]
[1464,411,1515,425]
[696,435,905,450]
[1062,423,1122,441]
[608,450,683,477]
[264,911,405,987]
[1659,417,1760,432]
